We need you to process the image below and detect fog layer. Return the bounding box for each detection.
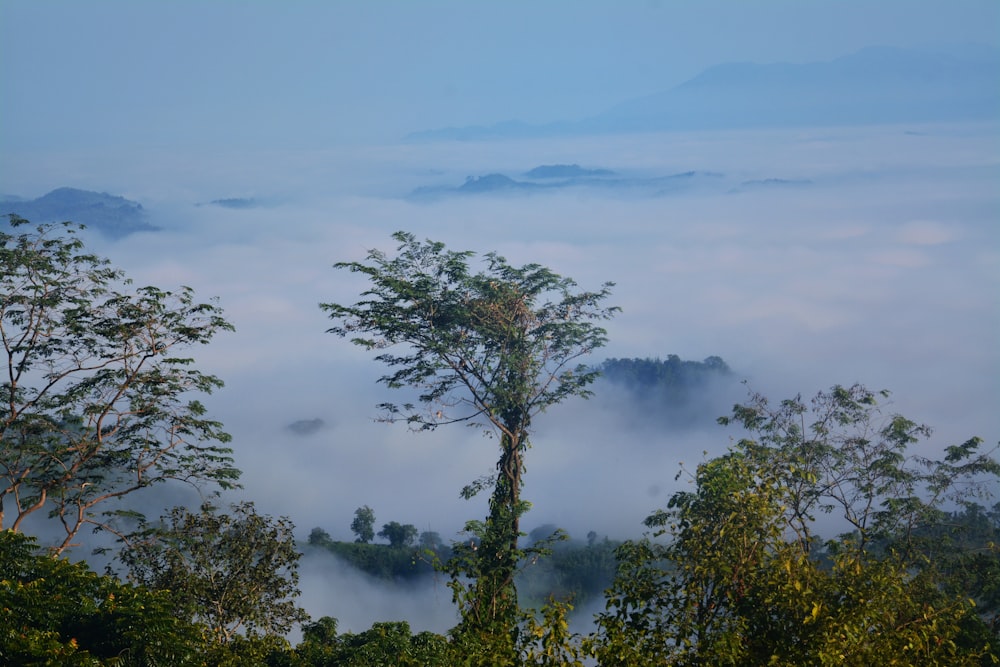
[3,0,998,627]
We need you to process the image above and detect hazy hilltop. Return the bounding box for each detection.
[522,164,617,179]
[1,187,157,238]
[408,45,1000,141]
[410,165,726,198]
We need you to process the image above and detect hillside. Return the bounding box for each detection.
[410,167,727,199]
[1,188,158,238]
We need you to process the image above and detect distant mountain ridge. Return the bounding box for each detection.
[1,187,157,238]
[523,164,617,179]
[407,45,1000,141]
[409,165,746,199]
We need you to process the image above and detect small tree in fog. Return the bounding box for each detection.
[322,231,617,643]
[308,527,332,546]
[378,521,418,548]
[351,505,376,544]
[420,530,443,551]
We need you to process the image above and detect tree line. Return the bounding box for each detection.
[307,510,622,609]
[2,217,997,665]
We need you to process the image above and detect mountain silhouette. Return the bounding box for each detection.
[407,45,1000,141]
[1,188,157,238]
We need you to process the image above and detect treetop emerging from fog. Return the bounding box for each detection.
[321,230,618,637]
[321,230,618,433]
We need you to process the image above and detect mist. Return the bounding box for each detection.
[4,121,998,627]
[3,0,998,637]
[297,549,459,636]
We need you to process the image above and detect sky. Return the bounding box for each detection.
[2,0,999,150]
[2,0,999,635]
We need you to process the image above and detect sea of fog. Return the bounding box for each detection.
[4,122,998,632]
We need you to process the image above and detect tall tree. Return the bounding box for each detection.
[0,217,238,554]
[321,231,617,638]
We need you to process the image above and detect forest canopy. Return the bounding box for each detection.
[2,220,997,665]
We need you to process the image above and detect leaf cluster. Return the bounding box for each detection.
[116,501,310,644]
[1,216,238,553]
[350,505,376,543]
[321,231,617,436]
[0,530,204,665]
[592,384,1000,665]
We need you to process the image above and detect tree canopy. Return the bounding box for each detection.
[378,520,418,548]
[117,501,309,644]
[1,219,307,664]
[592,384,1000,666]
[351,505,376,544]
[322,231,617,639]
[0,216,238,554]
[6,220,996,664]
[0,530,204,665]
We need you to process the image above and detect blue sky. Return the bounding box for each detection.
[2,0,998,150]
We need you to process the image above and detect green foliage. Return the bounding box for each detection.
[0,216,238,554]
[420,530,444,550]
[315,539,441,581]
[919,503,1000,656]
[351,505,376,544]
[287,601,589,667]
[592,384,1000,666]
[438,597,593,667]
[518,599,589,667]
[291,618,451,667]
[718,384,1000,559]
[518,534,621,612]
[309,526,333,546]
[379,520,418,548]
[0,530,204,665]
[285,601,592,667]
[600,355,730,393]
[310,524,620,624]
[117,501,310,645]
[323,231,616,434]
[599,355,734,428]
[205,633,295,667]
[322,231,617,642]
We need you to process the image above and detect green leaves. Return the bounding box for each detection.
[595,384,1000,665]
[322,232,617,436]
[323,232,617,644]
[351,505,376,543]
[117,501,309,644]
[378,520,419,548]
[1,217,237,554]
[0,531,204,664]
